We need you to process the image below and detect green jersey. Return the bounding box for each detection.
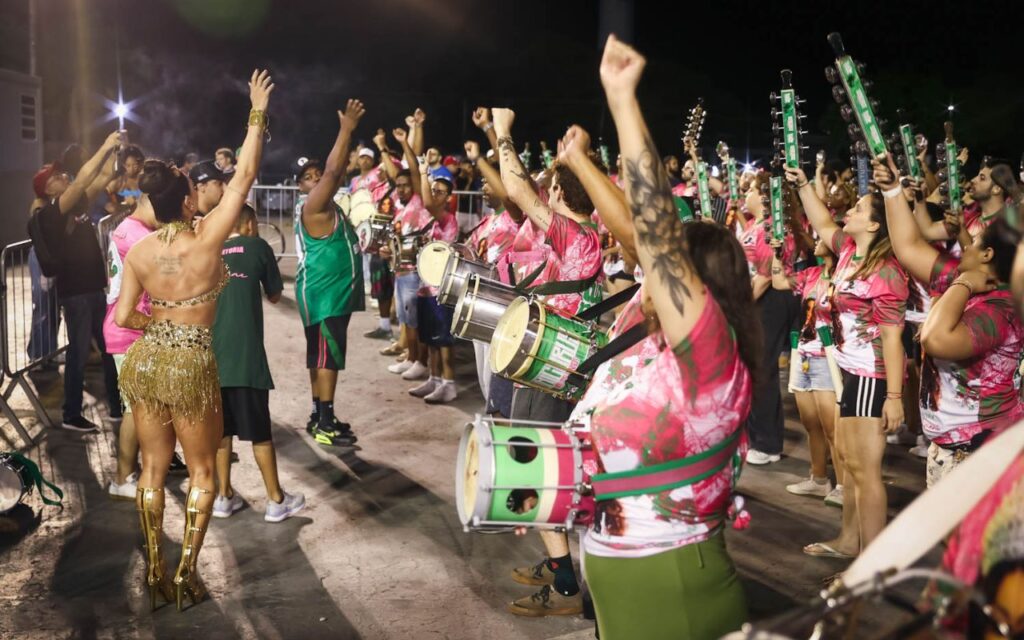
[295,196,365,326]
[212,236,283,389]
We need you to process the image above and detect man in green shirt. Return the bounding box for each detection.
[295,100,366,446]
[212,205,305,522]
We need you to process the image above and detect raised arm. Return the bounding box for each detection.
[601,35,707,347]
[465,140,523,222]
[785,165,841,250]
[558,125,637,264]
[302,98,365,219]
[813,160,828,202]
[411,108,426,156]
[417,162,448,220]
[58,130,121,214]
[393,128,423,200]
[491,108,554,232]
[872,153,940,284]
[920,269,996,362]
[85,151,117,203]
[472,107,500,156]
[199,70,274,248]
[374,128,399,182]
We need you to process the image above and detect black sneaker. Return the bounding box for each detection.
[306,412,318,434]
[313,421,357,446]
[168,452,188,474]
[61,416,99,432]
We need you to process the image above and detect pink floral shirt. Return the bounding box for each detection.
[739,223,796,278]
[919,253,1024,445]
[103,216,152,354]
[466,208,520,265]
[791,265,832,358]
[349,166,392,204]
[829,230,909,378]
[582,293,752,558]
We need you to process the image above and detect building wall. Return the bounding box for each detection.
[0,68,42,249]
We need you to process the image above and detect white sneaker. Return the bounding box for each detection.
[388,359,414,374]
[212,493,246,518]
[265,491,305,523]
[886,423,916,445]
[786,476,833,497]
[409,377,440,398]
[746,449,781,465]
[401,361,429,380]
[909,435,929,459]
[824,484,844,508]
[108,472,138,501]
[424,381,457,404]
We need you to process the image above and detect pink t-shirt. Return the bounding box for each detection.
[829,230,908,378]
[103,216,152,354]
[919,253,1024,445]
[583,294,752,558]
[791,265,833,358]
[467,208,520,265]
[349,165,393,204]
[740,223,796,278]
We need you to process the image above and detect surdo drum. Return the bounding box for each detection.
[490,297,608,400]
[456,416,596,532]
[451,274,520,342]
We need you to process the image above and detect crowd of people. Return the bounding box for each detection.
[22,34,1024,640]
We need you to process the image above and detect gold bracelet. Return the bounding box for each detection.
[248,109,268,130]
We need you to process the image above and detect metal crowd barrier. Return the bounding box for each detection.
[249,185,487,259]
[96,211,129,263]
[0,240,66,446]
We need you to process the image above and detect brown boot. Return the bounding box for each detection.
[507,585,583,617]
[510,559,556,586]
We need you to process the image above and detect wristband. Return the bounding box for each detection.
[482,122,494,132]
[882,185,904,199]
[885,392,903,400]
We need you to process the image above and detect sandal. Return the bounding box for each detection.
[803,542,855,559]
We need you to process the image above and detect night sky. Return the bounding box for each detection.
[3,0,1022,180]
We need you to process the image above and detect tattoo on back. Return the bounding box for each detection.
[156,255,182,275]
[624,135,693,313]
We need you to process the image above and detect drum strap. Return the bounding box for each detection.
[590,430,741,501]
[576,283,641,322]
[5,452,64,508]
[566,323,649,393]
[525,272,599,296]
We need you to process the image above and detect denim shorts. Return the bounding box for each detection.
[788,353,834,393]
[395,273,421,328]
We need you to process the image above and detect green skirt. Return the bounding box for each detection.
[584,532,747,640]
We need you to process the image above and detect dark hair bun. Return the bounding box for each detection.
[139,159,174,195]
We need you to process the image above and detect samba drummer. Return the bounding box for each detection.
[554,37,761,640]
[382,124,461,404]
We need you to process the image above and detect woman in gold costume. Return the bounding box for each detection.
[115,69,273,611]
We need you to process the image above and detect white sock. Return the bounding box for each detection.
[442,378,455,386]
[429,376,441,383]
[379,317,391,331]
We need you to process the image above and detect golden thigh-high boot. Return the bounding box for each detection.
[173,486,212,611]
[136,487,175,610]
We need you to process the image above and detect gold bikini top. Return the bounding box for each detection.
[150,266,229,309]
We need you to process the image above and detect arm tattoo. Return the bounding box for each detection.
[623,134,693,313]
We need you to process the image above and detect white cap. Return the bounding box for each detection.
[358,148,375,159]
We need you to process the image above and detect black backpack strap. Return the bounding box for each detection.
[566,322,650,389]
[576,283,641,322]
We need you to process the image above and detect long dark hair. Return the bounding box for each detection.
[683,220,763,385]
[139,159,190,223]
[982,217,1022,283]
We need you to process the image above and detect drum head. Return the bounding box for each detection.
[334,191,352,217]
[0,464,25,514]
[490,297,532,375]
[348,191,377,228]
[455,419,494,528]
[417,242,453,287]
[355,220,373,251]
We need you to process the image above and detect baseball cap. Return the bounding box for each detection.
[443,155,458,167]
[32,162,63,199]
[358,147,376,159]
[295,158,323,180]
[188,160,226,185]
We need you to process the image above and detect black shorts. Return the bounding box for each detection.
[838,371,887,419]
[369,255,394,302]
[305,314,351,370]
[416,296,454,347]
[221,387,272,442]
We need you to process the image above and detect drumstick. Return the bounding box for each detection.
[843,420,1024,587]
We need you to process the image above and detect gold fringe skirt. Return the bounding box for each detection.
[119,320,220,421]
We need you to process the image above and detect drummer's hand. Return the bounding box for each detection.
[513,526,528,537]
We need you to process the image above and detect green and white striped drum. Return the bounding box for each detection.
[489,297,607,400]
[456,415,596,532]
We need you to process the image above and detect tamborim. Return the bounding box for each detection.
[456,415,596,532]
[0,453,32,514]
[451,274,520,342]
[490,298,607,400]
[356,215,393,253]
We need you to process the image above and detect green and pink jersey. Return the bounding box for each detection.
[829,230,909,379]
[791,265,832,358]
[920,253,1024,445]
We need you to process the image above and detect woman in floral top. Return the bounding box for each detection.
[787,163,909,560]
[874,154,1024,488]
[587,36,762,640]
